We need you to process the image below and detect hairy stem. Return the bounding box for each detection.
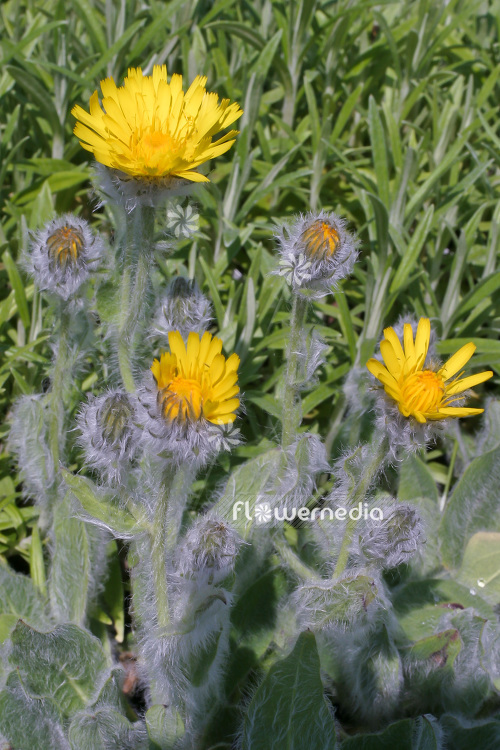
[47,306,71,474]
[281,293,308,448]
[117,204,156,392]
[151,463,196,630]
[333,435,388,578]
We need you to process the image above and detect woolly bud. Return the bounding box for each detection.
[153,278,212,340]
[359,504,425,569]
[25,214,104,301]
[77,389,138,484]
[295,574,379,631]
[275,211,358,298]
[177,515,242,584]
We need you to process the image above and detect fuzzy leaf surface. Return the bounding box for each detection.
[9,621,109,718]
[0,672,68,750]
[241,630,336,750]
[68,707,148,750]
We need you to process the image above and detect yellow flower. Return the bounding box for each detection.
[366,318,493,423]
[72,66,242,182]
[151,331,240,425]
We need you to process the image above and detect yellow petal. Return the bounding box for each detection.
[366,358,398,387]
[380,340,401,377]
[446,370,493,395]
[439,343,476,380]
[403,323,415,360]
[438,407,484,417]
[414,318,431,366]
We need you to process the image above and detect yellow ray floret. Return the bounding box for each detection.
[151,331,240,425]
[72,66,243,181]
[366,318,493,423]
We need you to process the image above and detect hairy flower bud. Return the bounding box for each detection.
[359,504,425,569]
[25,214,104,301]
[77,389,138,484]
[153,278,212,340]
[177,515,242,584]
[275,211,358,298]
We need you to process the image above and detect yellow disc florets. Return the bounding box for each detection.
[301,220,340,259]
[46,225,85,271]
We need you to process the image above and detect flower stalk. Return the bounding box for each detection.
[117,204,155,392]
[332,434,388,578]
[281,293,308,448]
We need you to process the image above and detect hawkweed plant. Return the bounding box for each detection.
[3,57,499,750]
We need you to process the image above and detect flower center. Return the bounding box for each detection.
[131,121,195,174]
[400,369,445,414]
[46,226,84,270]
[159,376,203,422]
[301,220,340,259]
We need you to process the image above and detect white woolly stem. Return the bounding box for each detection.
[47,306,71,478]
[150,463,196,631]
[117,204,156,392]
[281,293,308,448]
[333,435,388,578]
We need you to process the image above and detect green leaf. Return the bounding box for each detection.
[398,454,439,503]
[146,704,185,749]
[342,715,442,749]
[9,621,109,718]
[440,714,500,749]
[68,707,148,750]
[49,492,91,625]
[390,204,434,293]
[392,579,494,642]
[0,672,67,750]
[61,469,141,536]
[409,629,461,663]
[368,95,390,207]
[241,631,337,750]
[457,532,500,604]
[2,250,30,328]
[213,448,282,537]
[0,563,52,629]
[440,446,500,568]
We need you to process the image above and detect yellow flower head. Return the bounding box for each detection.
[151,331,240,425]
[72,66,243,182]
[366,318,493,423]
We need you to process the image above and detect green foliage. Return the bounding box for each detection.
[1,0,500,748]
[241,631,337,750]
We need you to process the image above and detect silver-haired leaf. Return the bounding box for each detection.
[61,469,141,536]
[0,672,68,750]
[0,564,52,630]
[241,631,336,750]
[68,707,148,750]
[9,621,109,718]
[49,492,91,625]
